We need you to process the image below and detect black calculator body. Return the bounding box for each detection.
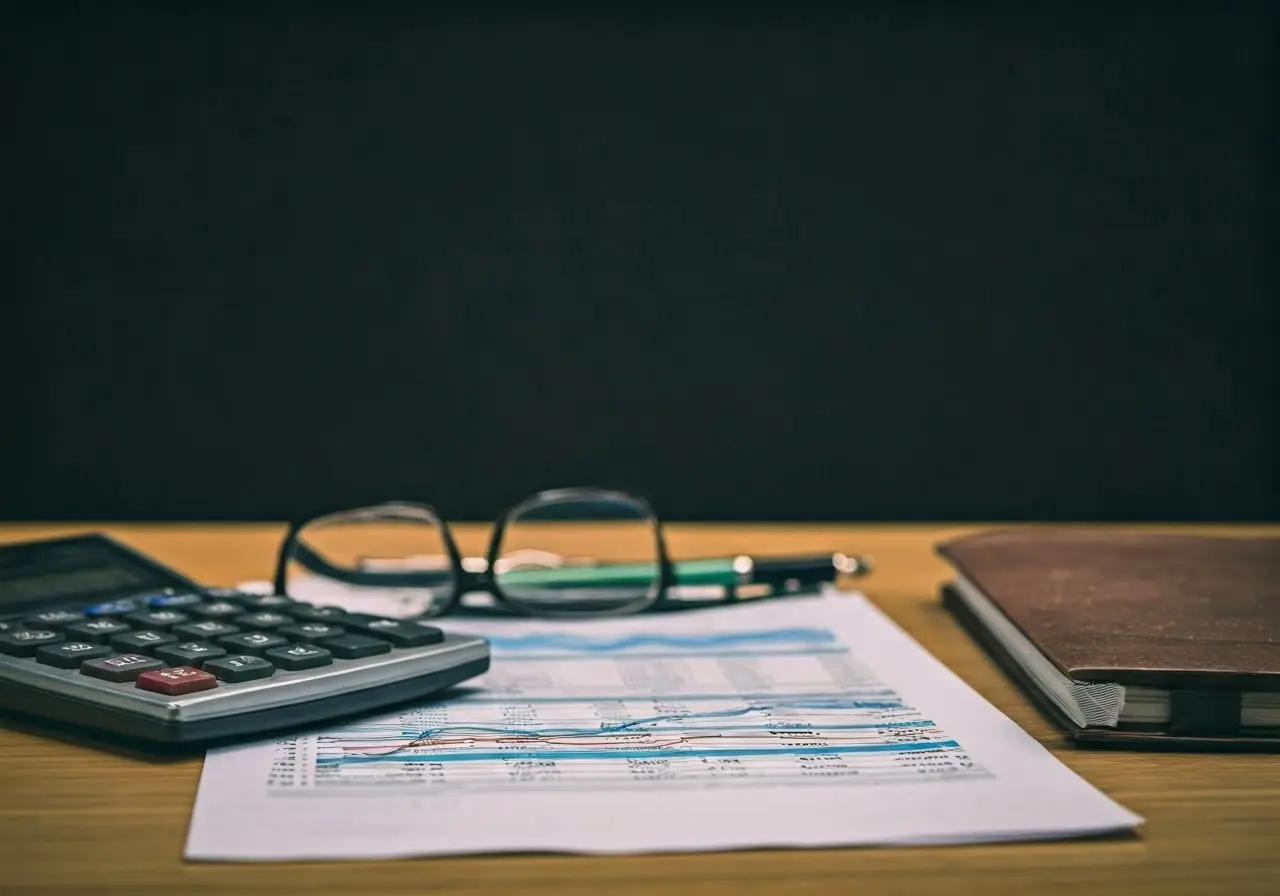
[0,533,489,743]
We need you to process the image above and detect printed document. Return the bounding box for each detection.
[185,587,1141,860]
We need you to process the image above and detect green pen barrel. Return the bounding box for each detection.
[494,558,741,591]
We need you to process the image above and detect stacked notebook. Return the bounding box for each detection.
[938,529,1280,750]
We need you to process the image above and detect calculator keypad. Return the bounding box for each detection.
[2,588,459,708]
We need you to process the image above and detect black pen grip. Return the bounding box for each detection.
[746,555,841,587]
[743,553,872,589]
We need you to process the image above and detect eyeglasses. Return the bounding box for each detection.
[270,487,872,618]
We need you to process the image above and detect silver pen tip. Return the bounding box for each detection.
[833,552,873,576]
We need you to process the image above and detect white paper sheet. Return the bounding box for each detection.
[184,587,1141,861]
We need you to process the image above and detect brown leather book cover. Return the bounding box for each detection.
[941,585,1280,750]
[937,529,1280,690]
[937,530,1280,750]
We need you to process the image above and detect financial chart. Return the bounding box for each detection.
[266,626,986,793]
[191,593,1140,860]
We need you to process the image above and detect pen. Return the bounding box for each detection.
[489,552,873,591]
[297,545,874,596]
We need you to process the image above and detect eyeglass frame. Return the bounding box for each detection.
[270,486,680,618]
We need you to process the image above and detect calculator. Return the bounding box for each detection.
[0,533,490,744]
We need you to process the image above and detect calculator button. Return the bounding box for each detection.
[323,634,393,659]
[344,618,444,648]
[173,620,240,640]
[0,630,65,657]
[218,631,289,656]
[265,643,333,671]
[202,587,262,604]
[23,609,84,630]
[204,654,275,683]
[0,620,18,633]
[123,610,190,630]
[64,618,133,644]
[136,665,218,696]
[288,605,350,623]
[145,592,205,609]
[187,601,243,620]
[37,641,112,668]
[233,612,294,630]
[80,653,165,683]
[82,599,141,617]
[341,613,390,627]
[235,594,297,611]
[110,630,178,655]
[154,641,228,668]
[278,622,346,643]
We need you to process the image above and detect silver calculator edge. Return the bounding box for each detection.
[0,632,489,724]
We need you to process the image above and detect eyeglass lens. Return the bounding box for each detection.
[494,492,661,616]
[283,505,458,617]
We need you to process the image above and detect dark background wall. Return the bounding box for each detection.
[2,2,1276,523]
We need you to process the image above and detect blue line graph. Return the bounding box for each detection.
[326,703,935,742]
[382,720,934,738]
[443,690,901,704]
[321,741,962,766]
[498,647,850,660]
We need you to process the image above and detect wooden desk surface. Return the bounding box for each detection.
[2,522,1279,895]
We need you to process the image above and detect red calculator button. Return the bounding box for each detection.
[135,665,218,696]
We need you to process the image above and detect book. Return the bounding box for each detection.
[937,529,1280,750]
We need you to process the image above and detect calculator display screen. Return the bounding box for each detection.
[0,566,148,606]
[0,535,192,613]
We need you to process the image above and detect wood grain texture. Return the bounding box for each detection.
[2,522,1279,896]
